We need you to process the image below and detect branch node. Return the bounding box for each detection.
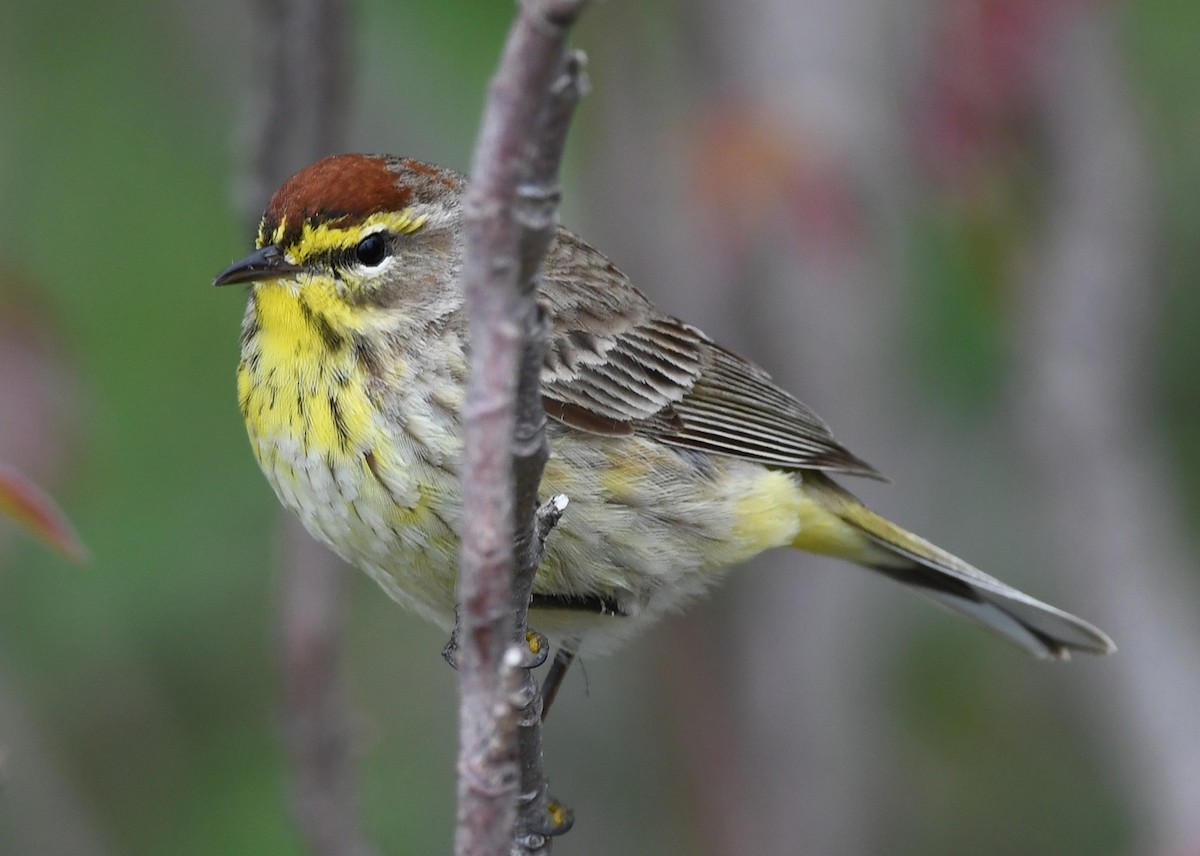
[551,50,590,99]
[536,494,569,542]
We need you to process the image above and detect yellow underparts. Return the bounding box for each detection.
[239,275,448,544]
[732,469,870,562]
[239,279,376,461]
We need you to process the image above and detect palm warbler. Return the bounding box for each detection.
[215,153,1114,661]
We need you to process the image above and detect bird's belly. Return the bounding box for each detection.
[248,426,462,624]
[244,389,808,650]
[238,310,468,625]
[529,433,808,650]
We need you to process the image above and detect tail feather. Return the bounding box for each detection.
[802,474,1115,659]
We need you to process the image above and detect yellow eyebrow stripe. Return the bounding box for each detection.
[257,209,428,259]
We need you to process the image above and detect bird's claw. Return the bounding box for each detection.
[442,605,462,669]
[541,799,575,837]
[515,798,574,848]
[521,628,550,669]
[444,616,547,673]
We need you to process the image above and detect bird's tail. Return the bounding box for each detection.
[796,474,1115,659]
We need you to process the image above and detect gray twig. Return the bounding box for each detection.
[532,494,570,568]
[240,1,373,855]
[454,2,592,856]
[1016,9,1200,853]
[278,525,377,856]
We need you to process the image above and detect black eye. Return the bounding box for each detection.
[355,233,388,267]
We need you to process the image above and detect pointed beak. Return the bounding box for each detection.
[213,245,305,286]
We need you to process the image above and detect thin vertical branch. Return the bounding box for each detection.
[455,3,592,856]
[1016,9,1200,854]
[639,0,912,853]
[238,1,372,855]
[277,528,376,856]
[242,0,349,218]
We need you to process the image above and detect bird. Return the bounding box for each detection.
[215,152,1114,686]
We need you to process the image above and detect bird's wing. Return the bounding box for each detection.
[538,231,884,479]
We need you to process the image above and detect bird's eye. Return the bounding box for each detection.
[355,233,388,267]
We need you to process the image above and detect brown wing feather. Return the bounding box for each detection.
[539,229,885,480]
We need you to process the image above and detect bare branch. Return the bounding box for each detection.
[279,523,377,856]
[242,0,349,217]
[455,3,592,856]
[239,1,370,855]
[1015,9,1200,853]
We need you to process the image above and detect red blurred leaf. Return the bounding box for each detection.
[687,101,860,255]
[0,464,87,563]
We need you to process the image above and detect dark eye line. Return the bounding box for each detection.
[320,231,394,275]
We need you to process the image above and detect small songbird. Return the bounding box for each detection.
[215,153,1114,673]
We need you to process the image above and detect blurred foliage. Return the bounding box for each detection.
[0,0,1196,854]
[0,466,87,562]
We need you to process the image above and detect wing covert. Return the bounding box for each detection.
[539,230,883,479]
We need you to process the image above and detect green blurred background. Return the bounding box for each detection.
[0,1,1198,854]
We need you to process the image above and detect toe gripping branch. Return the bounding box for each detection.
[507,633,575,850]
[508,493,575,850]
[444,493,575,851]
[443,622,574,846]
[442,492,569,674]
[443,632,575,850]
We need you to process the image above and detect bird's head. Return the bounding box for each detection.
[215,153,466,313]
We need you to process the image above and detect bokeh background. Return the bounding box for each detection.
[2,0,1199,854]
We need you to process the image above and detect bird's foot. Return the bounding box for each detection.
[515,796,575,849]
[442,605,462,669]
[521,628,551,669]
[443,615,549,672]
